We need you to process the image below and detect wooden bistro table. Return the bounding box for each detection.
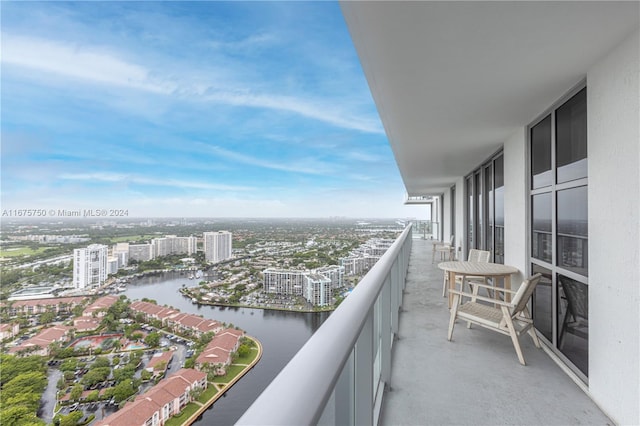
[438,261,519,308]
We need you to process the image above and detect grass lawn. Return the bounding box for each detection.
[164,402,201,426]
[0,246,52,258]
[240,347,259,364]
[212,364,245,383]
[197,385,218,404]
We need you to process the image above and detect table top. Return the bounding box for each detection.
[437,261,518,276]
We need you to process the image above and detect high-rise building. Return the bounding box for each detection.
[263,269,306,296]
[152,235,197,258]
[73,244,108,289]
[113,243,129,267]
[203,231,232,263]
[303,274,332,307]
[128,243,153,262]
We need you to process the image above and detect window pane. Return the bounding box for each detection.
[475,172,482,250]
[532,264,553,342]
[556,88,587,183]
[532,193,552,262]
[531,115,552,189]
[557,274,588,375]
[467,177,473,250]
[485,166,493,259]
[494,156,504,264]
[557,186,588,275]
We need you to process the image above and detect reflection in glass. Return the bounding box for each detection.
[557,275,588,375]
[532,193,552,262]
[557,186,588,276]
[485,167,493,256]
[531,115,552,189]
[532,264,552,342]
[556,88,587,183]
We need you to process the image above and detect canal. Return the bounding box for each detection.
[124,271,330,425]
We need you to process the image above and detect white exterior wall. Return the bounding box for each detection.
[441,193,452,252]
[204,231,232,263]
[586,29,640,426]
[503,129,528,284]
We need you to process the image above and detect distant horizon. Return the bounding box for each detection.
[0,215,425,222]
[1,2,426,218]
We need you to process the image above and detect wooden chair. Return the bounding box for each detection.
[447,273,542,365]
[442,249,491,297]
[432,235,454,264]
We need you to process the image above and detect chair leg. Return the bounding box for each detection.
[528,327,541,348]
[447,295,460,341]
[502,307,526,365]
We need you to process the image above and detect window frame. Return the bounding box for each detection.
[527,79,588,382]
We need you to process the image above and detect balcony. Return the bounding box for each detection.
[379,237,608,425]
[239,225,611,425]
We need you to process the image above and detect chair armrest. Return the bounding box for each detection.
[448,289,515,308]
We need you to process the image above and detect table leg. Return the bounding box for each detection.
[448,271,456,308]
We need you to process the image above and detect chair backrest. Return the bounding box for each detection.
[511,273,542,315]
[468,249,490,263]
[447,235,454,246]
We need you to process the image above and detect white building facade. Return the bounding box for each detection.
[129,243,153,262]
[303,274,332,307]
[203,231,232,263]
[152,235,197,258]
[263,269,306,296]
[73,244,108,289]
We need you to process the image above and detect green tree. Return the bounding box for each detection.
[59,411,83,426]
[86,390,99,402]
[92,356,111,368]
[236,344,250,358]
[143,332,160,347]
[140,370,152,381]
[39,310,56,324]
[112,380,136,403]
[81,367,110,387]
[0,405,45,426]
[184,357,195,369]
[2,371,47,397]
[70,384,83,401]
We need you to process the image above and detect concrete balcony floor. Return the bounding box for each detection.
[380,238,611,426]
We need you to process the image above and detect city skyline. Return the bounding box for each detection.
[1,2,428,219]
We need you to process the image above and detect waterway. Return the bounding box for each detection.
[124,271,330,425]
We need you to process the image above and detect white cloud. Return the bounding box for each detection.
[204,145,336,175]
[2,34,172,94]
[2,33,384,134]
[59,172,253,191]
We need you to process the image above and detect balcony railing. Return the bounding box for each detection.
[237,225,412,425]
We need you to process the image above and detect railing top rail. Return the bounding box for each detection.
[237,224,412,426]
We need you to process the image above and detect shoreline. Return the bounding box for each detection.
[180,335,263,426]
[178,288,335,314]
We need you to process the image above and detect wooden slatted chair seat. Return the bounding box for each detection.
[447,273,542,365]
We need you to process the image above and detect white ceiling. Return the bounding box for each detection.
[341,1,639,196]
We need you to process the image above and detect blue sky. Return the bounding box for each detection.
[1,1,427,218]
